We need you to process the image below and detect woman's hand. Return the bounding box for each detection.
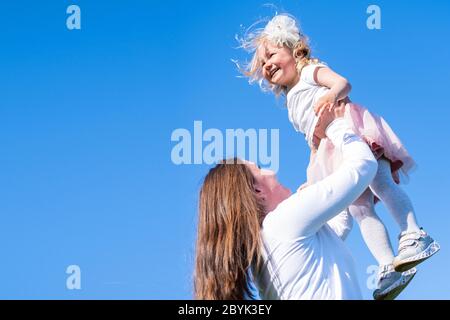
[313,100,346,142]
[314,92,338,115]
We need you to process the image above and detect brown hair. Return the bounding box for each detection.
[193,159,265,299]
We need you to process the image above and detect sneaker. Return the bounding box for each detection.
[373,264,417,300]
[393,228,440,272]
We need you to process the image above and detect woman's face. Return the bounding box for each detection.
[258,41,299,90]
[244,161,292,213]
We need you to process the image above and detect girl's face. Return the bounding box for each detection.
[258,41,299,90]
[244,161,291,214]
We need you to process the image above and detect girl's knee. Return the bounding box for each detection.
[349,189,376,223]
[370,159,396,195]
[349,202,376,223]
[353,188,374,206]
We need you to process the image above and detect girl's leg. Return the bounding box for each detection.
[349,188,417,300]
[349,188,395,266]
[369,158,421,233]
[369,158,440,273]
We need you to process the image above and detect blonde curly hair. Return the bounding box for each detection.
[236,14,319,96]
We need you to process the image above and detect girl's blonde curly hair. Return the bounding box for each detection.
[235,14,319,97]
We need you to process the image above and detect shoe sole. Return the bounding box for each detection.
[373,268,417,300]
[393,241,440,272]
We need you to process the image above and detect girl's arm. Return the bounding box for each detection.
[313,67,352,114]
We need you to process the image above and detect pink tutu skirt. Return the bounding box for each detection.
[307,102,417,187]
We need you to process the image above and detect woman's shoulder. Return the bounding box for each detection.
[260,193,315,242]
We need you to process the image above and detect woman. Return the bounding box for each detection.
[193,104,378,299]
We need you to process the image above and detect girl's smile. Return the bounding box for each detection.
[258,41,300,91]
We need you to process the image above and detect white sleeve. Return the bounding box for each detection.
[301,63,327,86]
[262,119,378,240]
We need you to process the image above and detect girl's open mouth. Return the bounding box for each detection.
[270,67,280,79]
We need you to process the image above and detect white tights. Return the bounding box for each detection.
[349,158,420,266]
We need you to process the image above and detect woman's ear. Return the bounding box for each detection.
[254,184,266,201]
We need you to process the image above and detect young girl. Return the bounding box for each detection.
[238,14,440,300]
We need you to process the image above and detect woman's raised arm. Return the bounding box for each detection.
[263,115,378,240]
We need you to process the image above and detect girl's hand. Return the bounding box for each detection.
[314,92,338,115]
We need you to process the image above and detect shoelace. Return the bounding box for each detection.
[378,264,395,280]
[398,230,425,253]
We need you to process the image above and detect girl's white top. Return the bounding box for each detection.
[286,63,329,148]
[252,119,378,300]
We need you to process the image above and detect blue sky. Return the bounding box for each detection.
[0,0,449,299]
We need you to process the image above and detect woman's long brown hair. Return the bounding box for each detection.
[194,159,265,299]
